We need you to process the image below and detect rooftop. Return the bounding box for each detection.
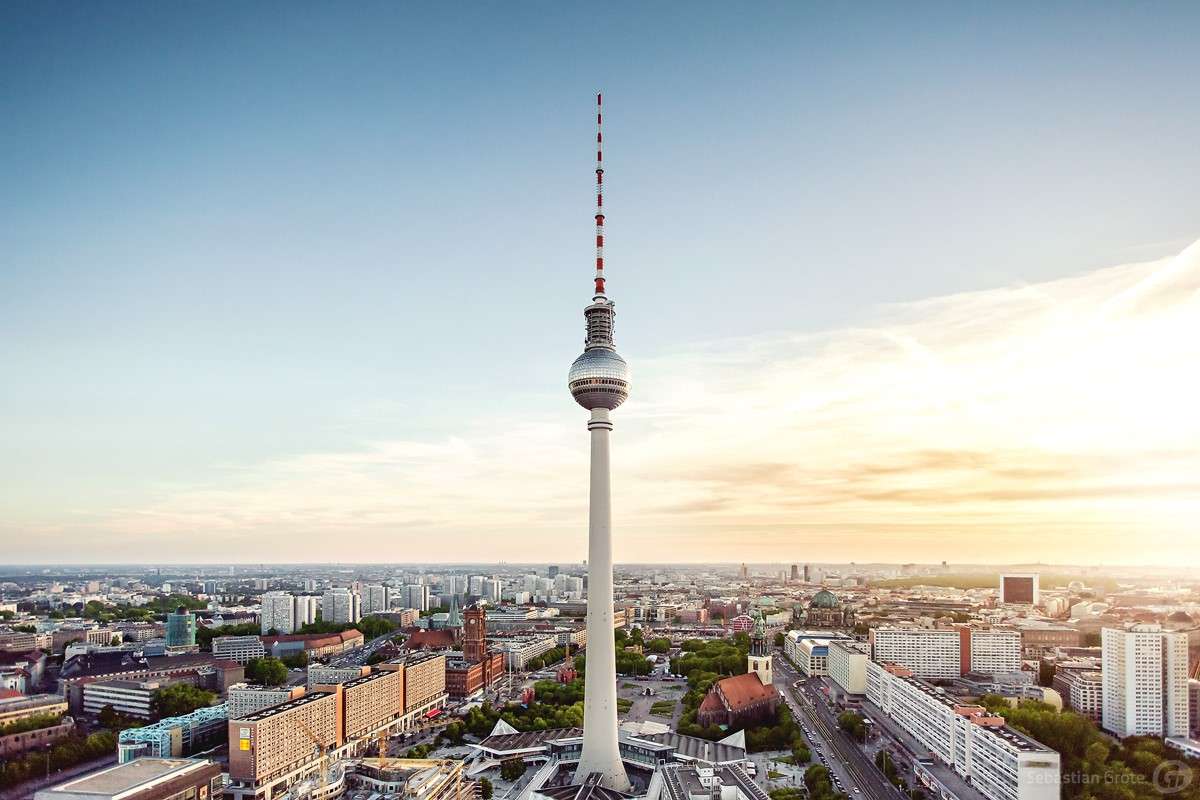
[239,689,333,722]
[36,758,214,799]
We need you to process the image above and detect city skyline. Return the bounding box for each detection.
[3,3,1199,566]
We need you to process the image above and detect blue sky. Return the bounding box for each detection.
[2,3,1198,563]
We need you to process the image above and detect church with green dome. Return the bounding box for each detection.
[799,589,855,628]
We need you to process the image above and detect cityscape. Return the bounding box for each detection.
[2,6,1199,800]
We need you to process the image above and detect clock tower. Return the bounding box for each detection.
[463,603,487,663]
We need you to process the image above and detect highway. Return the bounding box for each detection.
[774,653,898,800]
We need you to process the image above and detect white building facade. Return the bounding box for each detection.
[828,640,870,695]
[322,588,362,624]
[260,592,295,634]
[212,635,266,665]
[1101,625,1189,738]
[867,661,1060,800]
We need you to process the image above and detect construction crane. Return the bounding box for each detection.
[376,727,390,770]
[297,719,329,798]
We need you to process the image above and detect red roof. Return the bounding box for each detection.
[715,672,777,711]
[403,630,456,651]
[698,689,726,715]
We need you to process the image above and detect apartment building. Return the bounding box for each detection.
[867,661,1060,800]
[227,688,343,798]
[318,668,404,740]
[212,635,266,665]
[362,585,390,616]
[322,589,361,625]
[307,665,369,688]
[227,683,305,719]
[403,653,447,716]
[260,592,295,635]
[495,635,558,670]
[827,640,870,695]
[968,629,1022,674]
[1052,669,1103,721]
[82,678,169,719]
[0,630,51,652]
[870,628,960,679]
[869,627,1021,680]
[293,595,319,629]
[1101,624,1189,738]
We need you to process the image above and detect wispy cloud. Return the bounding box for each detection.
[18,240,1200,565]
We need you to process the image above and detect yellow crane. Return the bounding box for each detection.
[297,719,329,798]
[376,727,390,770]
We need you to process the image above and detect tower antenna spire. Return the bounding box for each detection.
[594,92,606,296]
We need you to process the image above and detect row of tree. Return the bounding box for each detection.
[0,730,117,791]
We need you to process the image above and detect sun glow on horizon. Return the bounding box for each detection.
[9,241,1200,566]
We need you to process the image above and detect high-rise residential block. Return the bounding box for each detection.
[260,592,295,634]
[403,584,430,613]
[1101,624,1189,738]
[867,662,1060,800]
[293,594,319,628]
[361,585,390,616]
[827,640,870,695]
[869,626,1021,679]
[322,588,361,624]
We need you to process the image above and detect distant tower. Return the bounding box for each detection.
[165,606,196,648]
[463,603,487,663]
[748,611,773,686]
[446,595,464,643]
[569,93,631,793]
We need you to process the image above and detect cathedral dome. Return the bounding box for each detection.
[809,590,841,609]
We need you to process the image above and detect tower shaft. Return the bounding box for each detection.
[574,407,630,790]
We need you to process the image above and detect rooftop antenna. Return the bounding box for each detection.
[594,92,606,297]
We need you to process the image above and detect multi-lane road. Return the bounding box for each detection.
[773,653,898,800]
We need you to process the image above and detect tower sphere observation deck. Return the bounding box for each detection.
[568,299,630,411]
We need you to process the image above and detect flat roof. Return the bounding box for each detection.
[239,689,333,722]
[38,758,210,798]
[341,670,398,690]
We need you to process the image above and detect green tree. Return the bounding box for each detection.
[357,616,399,639]
[500,759,527,781]
[479,778,494,799]
[646,637,672,654]
[152,684,216,718]
[838,711,866,742]
[804,764,830,792]
[280,651,309,669]
[244,657,289,686]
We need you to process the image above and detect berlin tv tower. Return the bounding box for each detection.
[568,93,632,792]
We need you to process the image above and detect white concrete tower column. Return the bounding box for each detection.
[573,407,630,790]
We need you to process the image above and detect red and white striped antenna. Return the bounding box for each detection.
[594,92,606,296]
